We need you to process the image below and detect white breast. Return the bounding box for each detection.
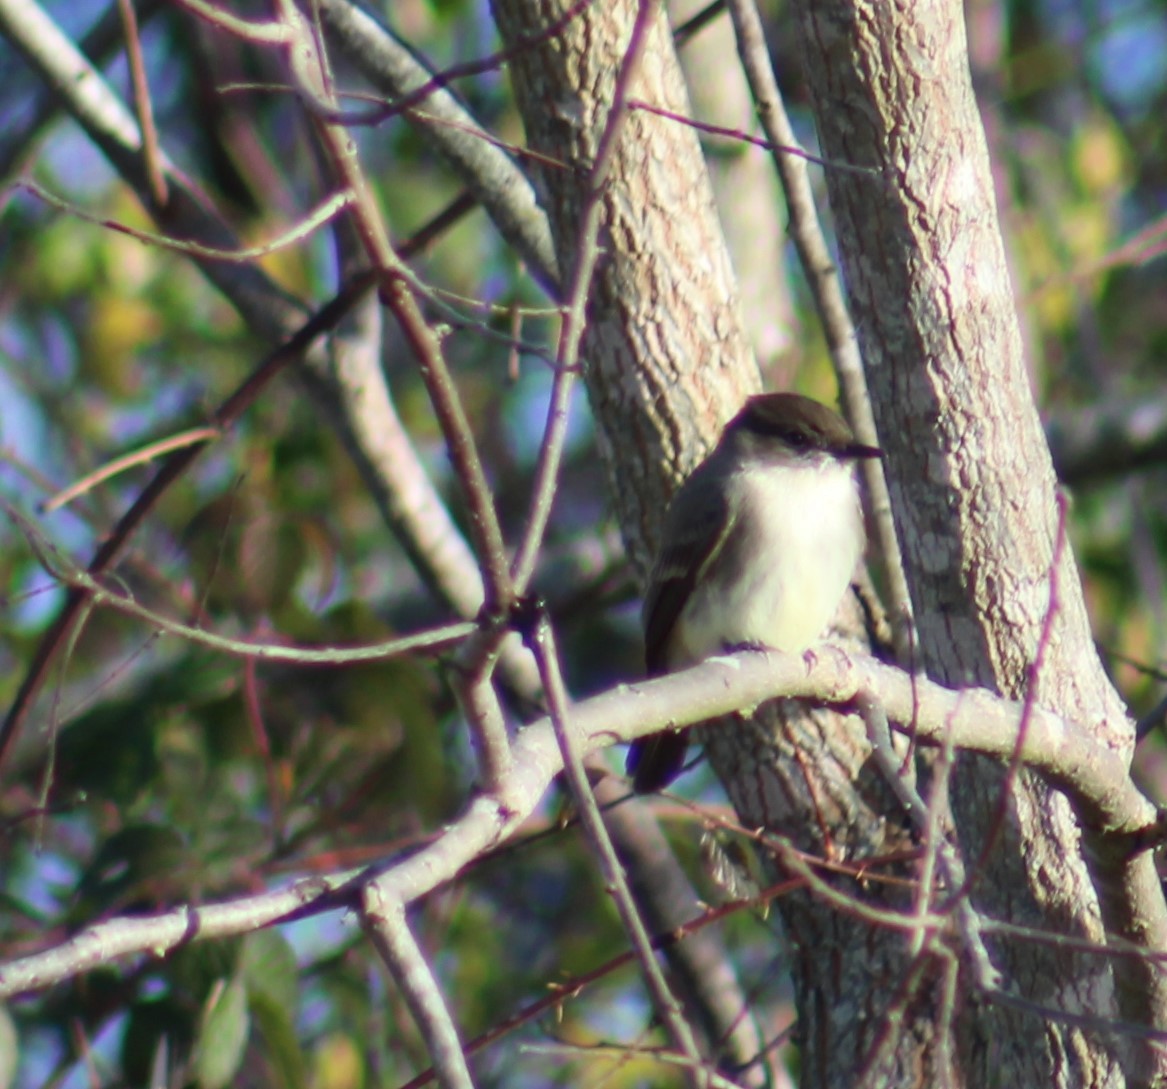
[671,459,863,662]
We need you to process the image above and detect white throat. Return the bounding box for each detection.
[671,456,864,663]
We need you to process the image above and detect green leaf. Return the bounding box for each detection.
[250,988,308,1089]
[240,930,299,1016]
[0,1004,16,1089]
[194,976,250,1089]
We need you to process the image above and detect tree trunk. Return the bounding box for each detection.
[493,0,1167,1085]
[788,0,1167,1083]
[490,0,758,574]
[490,0,775,1080]
[492,0,927,1082]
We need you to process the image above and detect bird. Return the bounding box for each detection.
[627,392,882,793]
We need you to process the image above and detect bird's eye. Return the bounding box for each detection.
[783,429,810,448]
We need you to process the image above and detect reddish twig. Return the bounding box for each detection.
[509,0,658,593]
[116,0,167,208]
[278,0,513,612]
[40,427,222,512]
[627,99,876,174]
[528,597,705,1078]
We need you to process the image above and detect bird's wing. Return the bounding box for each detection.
[642,462,736,674]
[627,730,690,793]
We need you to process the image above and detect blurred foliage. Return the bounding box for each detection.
[1,0,1166,1087]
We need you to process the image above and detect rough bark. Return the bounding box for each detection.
[492,0,932,1083]
[701,597,932,1086]
[491,0,758,576]
[788,0,1167,1084]
[490,1,772,1080]
[496,0,1167,1085]
[670,0,796,376]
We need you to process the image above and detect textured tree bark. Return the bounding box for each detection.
[490,1,773,1080]
[491,0,758,576]
[700,604,931,1086]
[669,0,797,376]
[788,0,1167,1084]
[490,1,933,1084]
[495,0,1167,1085]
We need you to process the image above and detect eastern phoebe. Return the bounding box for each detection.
[627,393,882,793]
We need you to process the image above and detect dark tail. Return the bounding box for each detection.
[626,731,689,793]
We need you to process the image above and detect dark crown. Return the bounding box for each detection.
[730,393,882,460]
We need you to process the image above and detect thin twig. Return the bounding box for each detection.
[509,0,660,594]
[934,944,960,1089]
[853,953,931,1086]
[312,0,559,292]
[527,605,708,1085]
[857,694,1001,993]
[673,0,725,47]
[40,427,221,512]
[0,0,519,794]
[170,0,290,44]
[242,656,285,847]
[0,269,378,773]
[5,510,478,663]
[116,0,167,207]
[15,181,353,262]
[267,0,518,792]
[277,0,513,611]
[0,0,163,189]
[520,1040,742,1089]
[628,99,876,174]
[916,709,958,951]
[308,0,596,127]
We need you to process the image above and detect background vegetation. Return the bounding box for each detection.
[1,0,1166,1086]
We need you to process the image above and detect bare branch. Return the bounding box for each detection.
[314,0,559,293]
[509,0,660,593]
[116,0,167,207]
[274,0,514,610]
[5,644,1162,1005]
[0,0,163,187]
[4,507,478,663]
[14,180,354,262]
[528,605,707,1083]
[170,0,291,44]
[362,887,475,1089]
[0,0,523,792]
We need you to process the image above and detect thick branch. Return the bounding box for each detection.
[4,646,1160,1003]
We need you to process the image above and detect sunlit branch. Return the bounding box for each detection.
[3,643,1161,1019]
[362,887,475,1089]
[15,181,354,263]
[7,502,478,664]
